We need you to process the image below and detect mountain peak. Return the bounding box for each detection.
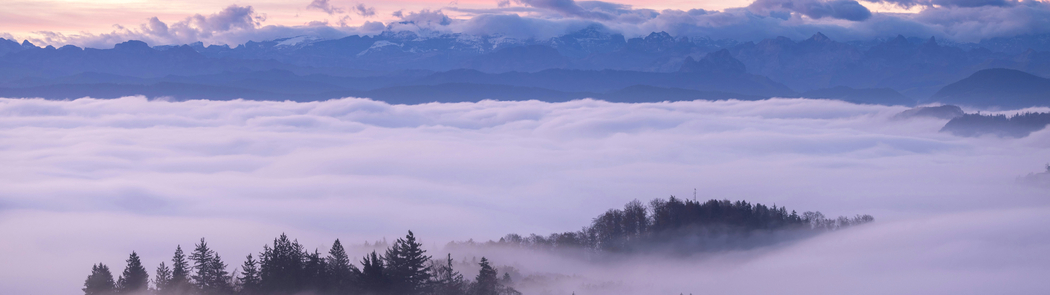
[924,36,938,46]
[809,32,831,42]
[21,40,36,49]
[679,49,746,75]
[114,40,152,51]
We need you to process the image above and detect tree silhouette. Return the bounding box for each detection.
[167,245,192,295]
[359,251,389,294]
[83,263,116,295]
[471,257,499,295]
[325,239,359,294]
[432,254,467,295]
[190,238,232,294]
[237,254,260,295]
[259,233,306,293]
[385,231,432,295]
[154,262,172,294]
[116,251,149,293]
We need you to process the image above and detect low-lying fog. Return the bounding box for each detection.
[0,97,1047,294]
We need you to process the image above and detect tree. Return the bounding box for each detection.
[189,238,232,294]
[471,257,499,295]
[259,233,307,293]
[385,231,432,295]
[237,254,261,295]
[83,263,116,295]
[359,251,389,294]
[325,239,360,294]
[190,238,215,291]
[154,262,172,294]
[302,249,328,291]
[432,254,466,295]
[116,251,149,293]
[166,245,192,295]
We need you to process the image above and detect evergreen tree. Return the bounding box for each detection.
[259,233,306,293]
[83,263,117,295]
[206,253,233,295]
[154,262,172,294]
[116,251,149,293]
[237,254,261,295]
[168,245,192,295]
[471,258,499,295]
[359,251,389,294]
[384,231,432,295]
[189,238,232,294]
[302,249,328,291]
[190,238,215,291]
[325,239,360,294]
[432,254,466,295]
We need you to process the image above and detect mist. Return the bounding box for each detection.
[0,96,1047,294]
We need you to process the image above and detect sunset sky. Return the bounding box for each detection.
[0,0,964,48]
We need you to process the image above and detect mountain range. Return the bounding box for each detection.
[1,27,1049,107]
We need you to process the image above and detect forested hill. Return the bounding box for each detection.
[81,198,872,295]
[490,197,873,254]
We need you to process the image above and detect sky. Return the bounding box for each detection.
[3,0,1050,48]
[0,96,1047,294]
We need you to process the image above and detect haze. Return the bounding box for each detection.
[0,96,1047,294]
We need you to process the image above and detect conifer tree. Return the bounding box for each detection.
[116,251,149,293]
[325,239,359,294]
[302,249,328,291]
[154,262,172,294]
[259,233,306,293]
[83,263,117,295]
[169,245,191,295]
[189,238,232,294]
[360,251,389,294]
[190,238,215,291]
[432,254,466,295]
[472,257,499,295]
[385,231,432,295]
[237,254,261,295]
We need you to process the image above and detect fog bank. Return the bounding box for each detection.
[0,96,1046,294]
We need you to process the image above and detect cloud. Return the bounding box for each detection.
[307,0,344,15]
[748,0,873,21]
[871,0,1017,8]
[10,0,1050,49]
[353,4,377,17]
[0,96,1047,294]
[392,9,453,27]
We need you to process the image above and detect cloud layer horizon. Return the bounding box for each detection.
[0,96,1046,294]
[5,0,1050,49]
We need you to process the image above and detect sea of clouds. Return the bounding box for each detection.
[0,96,1047,294]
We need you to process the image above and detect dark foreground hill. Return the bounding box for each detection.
[81,198,872,295]
[940,112,1050,137]
[930,69,1050,109]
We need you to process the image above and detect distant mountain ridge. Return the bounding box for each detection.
[930,68,1050,108]
[3,29,1050,107]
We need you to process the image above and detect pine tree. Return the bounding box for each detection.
[116,251,149,293]
[206,253,233,294]
[432,254,466,295]
[190,238,215,291]
[325,239,360,294]
[237,254,261,295]
[83,263,116,295]
[385,231,432,295]
[169,245,191,295]
[471,257,499,295]
[154,262,172,294]
[360,251,389,294]
[303,249,328,291]
[259,233,306,293]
